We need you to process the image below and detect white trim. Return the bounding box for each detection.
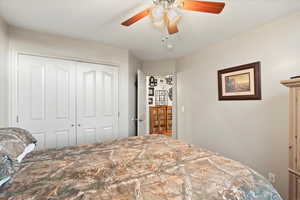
[11,50,121,67]
[9,50,120,131]
[172,73,178,139]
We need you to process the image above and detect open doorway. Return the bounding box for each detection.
[136,70,177,138]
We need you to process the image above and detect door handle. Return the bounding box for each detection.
[132,118,144,122]
[71,124,81,127]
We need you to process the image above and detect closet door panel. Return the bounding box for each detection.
[30,65,46,120]
[18,55,77,150]
[76,62,118,145]
[83,70,97,118]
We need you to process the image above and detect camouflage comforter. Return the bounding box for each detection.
[0,135,282,200]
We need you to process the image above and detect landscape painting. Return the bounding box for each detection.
[218,62,261,100]
[225,73,251,93]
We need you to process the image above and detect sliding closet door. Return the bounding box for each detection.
[76,62,119,145]
[18,55,77,150]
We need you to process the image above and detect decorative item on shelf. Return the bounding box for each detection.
[218,62,261,101]
[149,87,155,96]
[166,76,173,85]
[168,87,173,101]
[149,76,156,87]
[149,98,153,105]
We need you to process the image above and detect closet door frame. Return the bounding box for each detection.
[9,50,120,139]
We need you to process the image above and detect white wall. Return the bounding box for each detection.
[142,60,176,75]
[0,17,8,127]
[128,54,141,137]
[176,12,300,199]
[8,26,133,138]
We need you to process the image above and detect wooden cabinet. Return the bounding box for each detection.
[289,171,300,200]
[166,106,172,136]
[149,106,172,136]
[281,78,300,200]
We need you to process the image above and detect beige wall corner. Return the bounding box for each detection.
[0,17,8,127]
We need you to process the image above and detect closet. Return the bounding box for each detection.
[281,78,300,200]
[16,55,119,150]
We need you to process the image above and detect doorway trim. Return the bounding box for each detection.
[8,49,120,129]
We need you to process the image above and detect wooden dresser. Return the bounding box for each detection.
[281,78,300,200]
[149,106,172,136]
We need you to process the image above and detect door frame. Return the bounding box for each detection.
[9,50,120,135]
[142,72,178,139]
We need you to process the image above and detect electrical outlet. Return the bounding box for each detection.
[268,173,276,184]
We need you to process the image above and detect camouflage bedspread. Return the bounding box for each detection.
[0,135,281,200]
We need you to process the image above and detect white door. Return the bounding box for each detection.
[18,55,77,150]
[76,62,119,145]
[17,55,119,150]
[137,69,147,136]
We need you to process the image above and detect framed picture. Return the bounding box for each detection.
[149,87,154,96]
[148,98,153,105]
[149,76,155,87]
[155,90,168,105]
[218,62,261,101]
[166,76,173,85]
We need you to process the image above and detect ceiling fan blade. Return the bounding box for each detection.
[121,9,150,26]
[182,0,225,14]
[168,23,179,35]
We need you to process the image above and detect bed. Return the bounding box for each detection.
[0,134,282,200]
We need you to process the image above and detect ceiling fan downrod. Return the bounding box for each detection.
[153,0,177,8]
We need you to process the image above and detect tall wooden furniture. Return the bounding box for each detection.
[166,106,172,136]
[149,106,172,136]
[281,78,300,200]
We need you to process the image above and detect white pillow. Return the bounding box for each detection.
[16,143,35,163]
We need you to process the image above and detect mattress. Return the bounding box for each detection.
[0,135,282,200]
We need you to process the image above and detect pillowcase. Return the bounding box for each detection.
[0,128,36,163]
[0,128,37,145]
[16,143,36,163]
[0,152,14,187]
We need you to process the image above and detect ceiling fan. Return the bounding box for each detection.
[121,0,225,35]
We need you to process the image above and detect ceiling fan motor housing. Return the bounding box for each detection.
[153,0,177,8]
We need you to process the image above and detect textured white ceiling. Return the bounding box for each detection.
[0,0,300,61]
